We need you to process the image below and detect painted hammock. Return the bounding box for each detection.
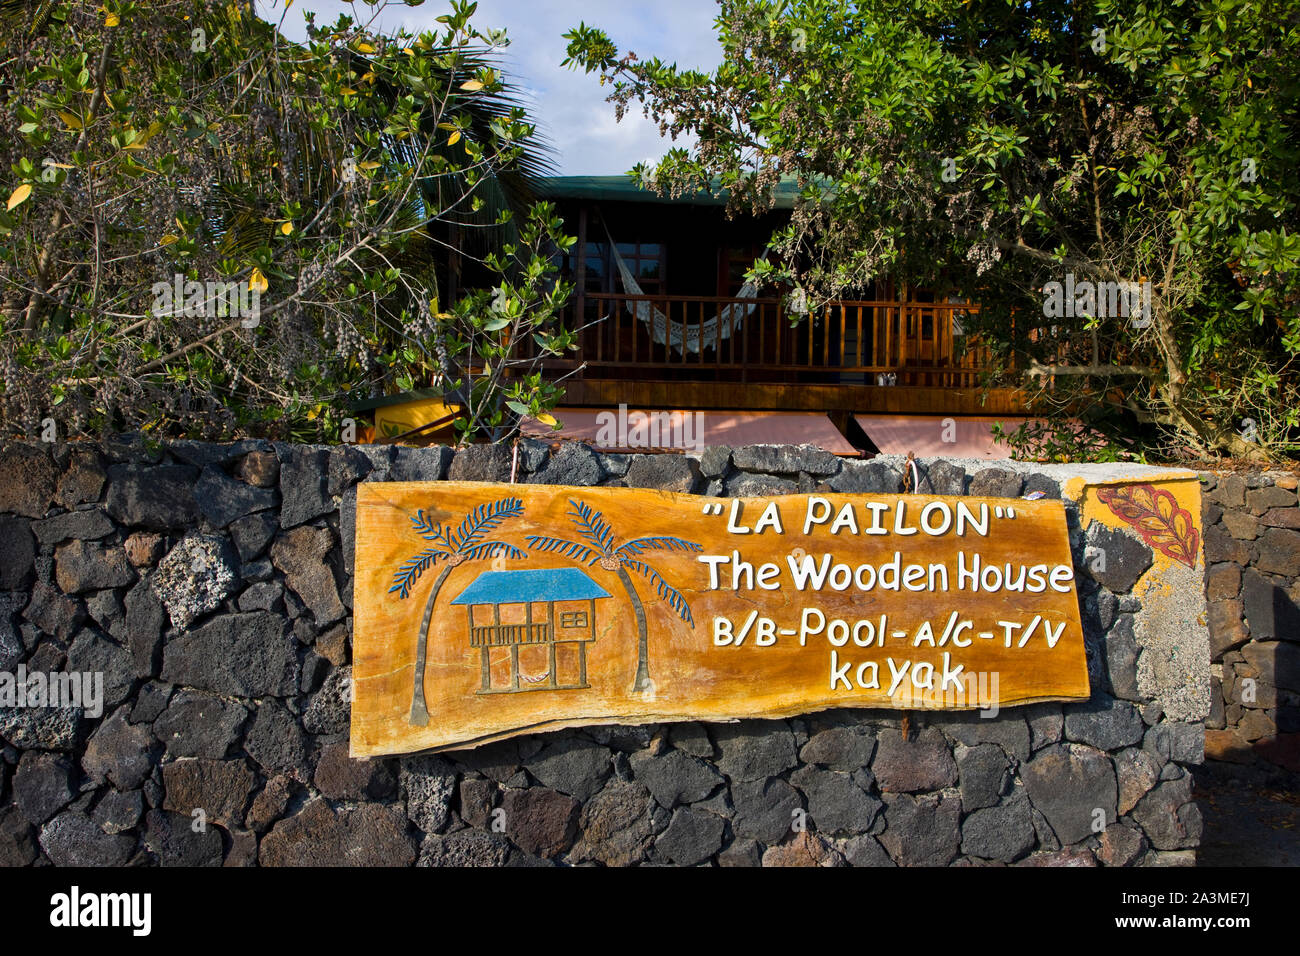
[602,222,769,356]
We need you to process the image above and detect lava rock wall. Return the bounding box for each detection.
[0,440,1211,866]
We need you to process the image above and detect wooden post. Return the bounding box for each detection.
[899,282,908,375]
[805,304,812,370]
[473,606,490,692]
[856,304,864,371]
[548,601,557,689]
[630,279,638,364]
[581,598,594,686]
[881,302,890,372]
[822,302,831,369]
[717,300,728,371]
[576,205,588,351]
[742,299,752,372]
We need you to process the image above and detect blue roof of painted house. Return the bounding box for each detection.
[450,568,613,606]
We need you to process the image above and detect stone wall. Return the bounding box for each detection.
[0,439,1209,866]
[1200,471,1300,773]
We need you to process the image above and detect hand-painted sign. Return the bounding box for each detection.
[350,482,1089,756]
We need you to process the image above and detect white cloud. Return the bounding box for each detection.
[260,0,720,175]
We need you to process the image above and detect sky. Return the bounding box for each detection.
[261,0,723,176]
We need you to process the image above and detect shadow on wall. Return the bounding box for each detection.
[1201,472,1300,775]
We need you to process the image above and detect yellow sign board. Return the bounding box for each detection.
[350,482,1089,757]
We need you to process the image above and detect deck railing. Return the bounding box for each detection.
[531,293,998,388]
[469,623,554,647]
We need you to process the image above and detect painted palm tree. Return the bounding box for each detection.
[527,499,701,694]
[390,497,526,725]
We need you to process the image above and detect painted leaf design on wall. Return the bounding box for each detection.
[1095,484,1199,569]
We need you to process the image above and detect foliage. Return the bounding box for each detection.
[389,495,525,599]
[0,0,574,443]
[525,498,702,625]
[564,0,1300,460]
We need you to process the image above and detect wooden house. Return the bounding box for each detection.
[450,567,612,694]
[356,175,1032,455]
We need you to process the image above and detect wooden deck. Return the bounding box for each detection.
[531,293,1027,415]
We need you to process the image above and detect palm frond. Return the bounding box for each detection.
[524,535,600,567]
[349,41,555,264]
[187,30,557,313]
[615,536,703,559]
[390,546,450,599]
[450,496,524,552]
[626,558,696,627]
[411,510,452,547]
[461,540,526,562]
[0,0,55,35]
[565,498,615,554]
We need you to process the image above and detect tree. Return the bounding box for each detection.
[390,496,526,726]
[1,0,575,443]
[527,499,700,694]
[563,0,1300,460]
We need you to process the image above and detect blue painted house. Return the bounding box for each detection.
[451,568,613,694]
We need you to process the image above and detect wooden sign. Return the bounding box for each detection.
[350,482,1089,757]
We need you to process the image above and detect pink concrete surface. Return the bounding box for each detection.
[521,408,859,455]
[854,414,1030,459]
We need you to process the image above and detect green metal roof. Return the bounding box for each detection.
[534,175,801,210]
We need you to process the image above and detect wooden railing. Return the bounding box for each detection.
[469,623,553,647]
[532,293,996,388]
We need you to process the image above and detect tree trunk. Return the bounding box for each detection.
[616,564,651,693]
[410,563,453,726]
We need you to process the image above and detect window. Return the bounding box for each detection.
[560,610,589,629]
[584,244,607,293]
[613,241,665,294]
[720,244,764,296]
[561,237,667,294]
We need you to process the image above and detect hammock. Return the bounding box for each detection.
[601,220,769,355]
